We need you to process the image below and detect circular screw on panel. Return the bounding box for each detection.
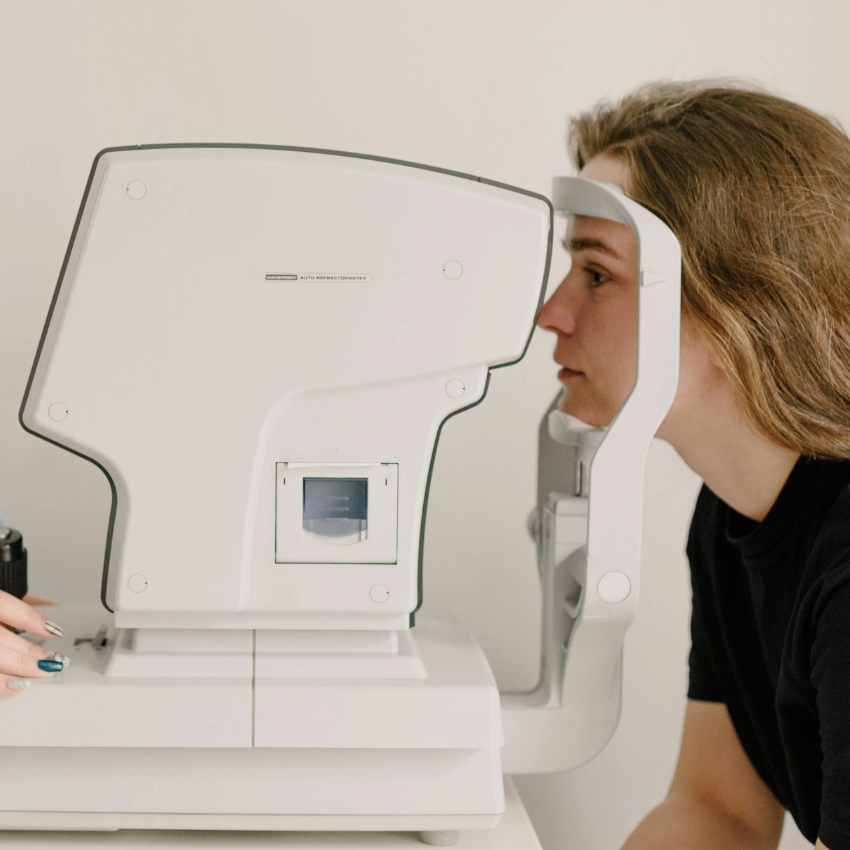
[128,574,148,593]
[442,260,463,280]
[445,379,465,399]
[48,402,68,422]
[369,584,389,603]
[127,180,147,200]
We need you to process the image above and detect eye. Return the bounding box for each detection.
[584,267,610,288]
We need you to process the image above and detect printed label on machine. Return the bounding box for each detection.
[265,273,372,282]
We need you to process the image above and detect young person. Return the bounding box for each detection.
[537,82,850,850]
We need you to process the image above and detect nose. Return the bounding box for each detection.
[536,275,577,336]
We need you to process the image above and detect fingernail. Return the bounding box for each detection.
[43,621,64,638]
[7,679,30,690]
[37,659,64,672]
[44,652,70,667]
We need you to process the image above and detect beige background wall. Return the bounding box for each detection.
[3,2,845,847]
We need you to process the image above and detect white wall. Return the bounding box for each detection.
[2,1,844,846]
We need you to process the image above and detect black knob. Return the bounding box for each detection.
[0,528,28,600]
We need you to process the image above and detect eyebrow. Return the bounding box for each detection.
[566,236,623,261]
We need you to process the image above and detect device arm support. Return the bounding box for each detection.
[501,178,681,775]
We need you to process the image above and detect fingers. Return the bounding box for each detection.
[22,595,57,607]
[0,624,52,658]
[0,589,64,639]
[0,592,70,696]
[0,643,63,680]
[0,675,31,696]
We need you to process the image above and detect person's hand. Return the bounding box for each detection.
[0,589,68,695]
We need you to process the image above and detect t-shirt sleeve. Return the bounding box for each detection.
[686,487,724,703]
[811,574,850,850]
[687,580,724,702]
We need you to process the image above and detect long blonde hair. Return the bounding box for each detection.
[570,82,850,459]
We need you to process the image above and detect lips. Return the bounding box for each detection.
[558,366,583,380]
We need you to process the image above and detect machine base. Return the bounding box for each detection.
[0,779,542,848]
[0,812,493,835]
[0,608,504,840]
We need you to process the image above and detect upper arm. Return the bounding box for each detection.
[811,575,850,850]
[669,700,784,846]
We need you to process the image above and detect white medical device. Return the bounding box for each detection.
[6,146,680,845]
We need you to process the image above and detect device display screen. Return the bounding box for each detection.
[302,477,368,539]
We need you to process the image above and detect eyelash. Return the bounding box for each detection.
[584,267,609,288]
[562,241,612,289]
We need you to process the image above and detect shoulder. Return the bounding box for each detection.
[685,483,729,570]
[687,483,723,541]
[807,462,850,582]
[797,462,850,626]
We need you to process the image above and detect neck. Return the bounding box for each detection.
[658,372,800,523]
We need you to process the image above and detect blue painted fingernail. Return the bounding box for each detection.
[37,659,64,672]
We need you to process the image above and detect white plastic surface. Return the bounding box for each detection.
[442,260,464,280]
[254,627,425,679]
[2,606,505,838]
[6,607,500,750]
[370,584,391,602]
[127,574,147,593]
[256,628,397,653]
[47,401,68,421]
[126,179,146,199]
[22,147,551,631]
[597,571,631,604]
[0,747,503,824]
[445,379,466,398]
[0,779,539,849]
[255,617,500,746]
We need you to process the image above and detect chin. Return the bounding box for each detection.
[557,390,610,429]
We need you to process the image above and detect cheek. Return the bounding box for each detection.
[587,303,638,388]
[563,317,637,425]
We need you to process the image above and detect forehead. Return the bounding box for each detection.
[567,214,637,260]
[579,154,629,187]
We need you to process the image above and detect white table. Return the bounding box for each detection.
[0,779,541,850]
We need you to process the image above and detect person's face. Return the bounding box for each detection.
[536,156,639,427]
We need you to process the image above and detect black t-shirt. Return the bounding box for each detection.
[687,456,850,849]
